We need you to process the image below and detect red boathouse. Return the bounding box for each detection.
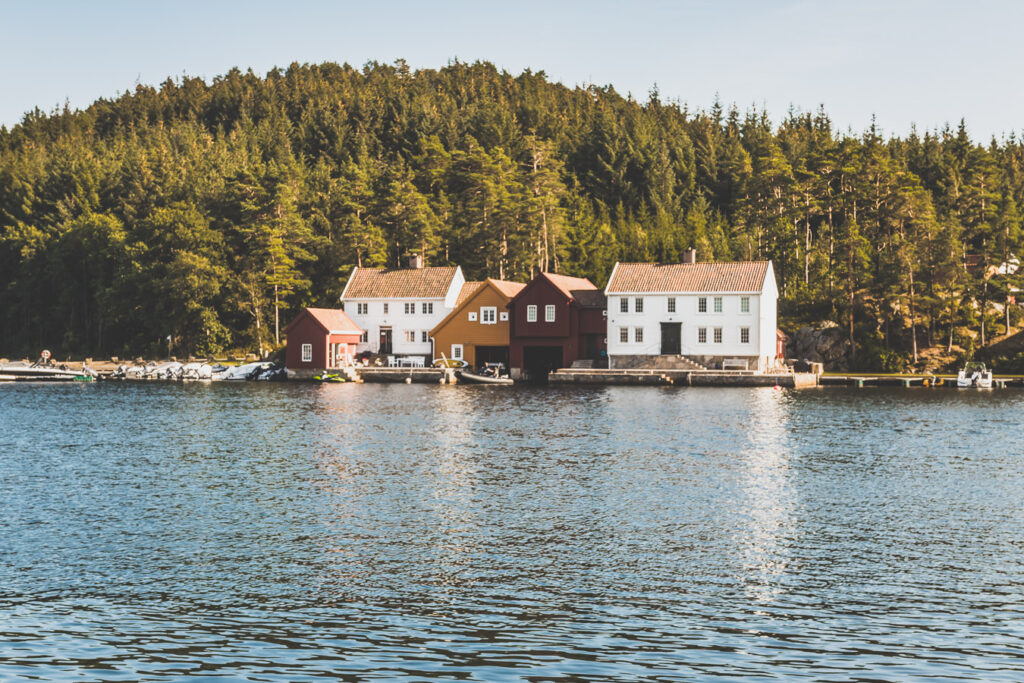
[508,273,607,380]
[284,308,363,374]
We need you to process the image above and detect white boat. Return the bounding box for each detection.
[180,362,213,380]
[0,362,96,382]
[148,361,183,380]
[957,361,993,388]
[218,361,268,380]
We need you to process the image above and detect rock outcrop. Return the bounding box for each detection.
[788,322,852,371]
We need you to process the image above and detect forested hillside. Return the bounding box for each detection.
[2,60,1023,369]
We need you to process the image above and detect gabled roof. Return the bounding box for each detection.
[341,266,460,299]
[430,278,526,336]
[543,272,598,299]
[605,261,772,294]
[455,281,485,307]
[284,307,362,335]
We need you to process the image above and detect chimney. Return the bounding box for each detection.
[408,253,423,269]
[682,248,697,264]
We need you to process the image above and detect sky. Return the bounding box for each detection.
[2,0,1022,141]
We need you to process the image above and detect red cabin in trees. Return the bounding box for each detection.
[507,273,607,380]
[284,308,363,374]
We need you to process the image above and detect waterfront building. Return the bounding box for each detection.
[429,278,526,369]
[604,251,779,371]
[508,273,607,380]
[339,256,466,363]
[283,307,363,372]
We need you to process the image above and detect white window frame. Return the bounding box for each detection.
[667,297,676,313]
[714,327,723,343]
[713,297,723,313]
[527,305,537,322]
[740,327,750,344]
[360,331,368,343]
[698,297,707,313]
[404,302,414,315]
[481,306,497,324]
[422,302,433,315]
[740,296,750,314]
[421,330,428,343]
[499,311,509,321]
[451,344,463,360]
[383,303,389,315]
[468,311,478,322]
[357,303,368,315]
[698,327,707,344]
[301,343,312,362]
[634,297,643,313]
[619,327,629,343]
[634,327,644,343]
[619,297,629,313]
[545,305,556,322]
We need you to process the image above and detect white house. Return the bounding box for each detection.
[340,258,466,361]
[604,254,779,372]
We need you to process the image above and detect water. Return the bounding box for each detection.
[2,382,1023,681]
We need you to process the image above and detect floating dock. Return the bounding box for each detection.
[548,368,819,388]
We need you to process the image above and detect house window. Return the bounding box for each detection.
[527,305,537,322]
[468,311,478,322]
[545,305,556,322]
[451,344,463,360]
[635,297,644,313]
[698,327,707,344]
[481,306,497,324]
[620,327,629,343]
[405,330,416,343]
[422,302,433,314]
[383,303,389,315]
[360,331,368,343]
[714,297,723,313]
[740,327,750,344]
[357,303,368,315]
[301,343,312,362]
[740,296,750,314]
[499,311,509,321]
[634,327,644,343]
[421,330,428,343]
[667,297,676,313]
[620,297,629,313]
[714,327,723,343]
[404,303,414,315]
[698,297,707,313]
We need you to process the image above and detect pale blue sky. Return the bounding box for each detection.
[2,0,1022,140]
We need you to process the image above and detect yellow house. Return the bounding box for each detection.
[430,278,526,368]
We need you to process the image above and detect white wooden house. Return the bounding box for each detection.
[604,254,779,371]
[339,258,465,362]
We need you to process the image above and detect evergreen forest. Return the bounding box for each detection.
[3,60,1024,370]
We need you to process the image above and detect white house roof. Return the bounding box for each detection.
[605,261,772,294]
[341,266,461,299]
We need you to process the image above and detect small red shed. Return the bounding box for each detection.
[284,308,363,371]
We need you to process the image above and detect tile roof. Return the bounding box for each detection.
[342,266,460,299]
[455,282,485,307]
[297,308,362,334]
[543,272,598,299]
[606,262,771,293]
[489,278,527,299]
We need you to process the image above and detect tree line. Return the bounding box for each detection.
[2,60,1022,369]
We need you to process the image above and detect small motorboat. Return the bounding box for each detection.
[255,363,287,381]
[0,361,96,382]
[957,361,993,388]
[457,363,514,385]
[314,371,347,383]
[432,358,468,368]
[218,361,267,380]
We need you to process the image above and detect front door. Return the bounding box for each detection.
[379,327,393,355]
[660,322,681,355]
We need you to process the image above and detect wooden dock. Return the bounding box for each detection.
[820,374,1022,388]
[548,369,819,388]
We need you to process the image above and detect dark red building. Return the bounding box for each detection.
[507,273,607,380]
[284,308,363,374]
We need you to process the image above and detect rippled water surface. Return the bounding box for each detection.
[2,382,1023,681]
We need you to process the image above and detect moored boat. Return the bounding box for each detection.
[957,361,993,388]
